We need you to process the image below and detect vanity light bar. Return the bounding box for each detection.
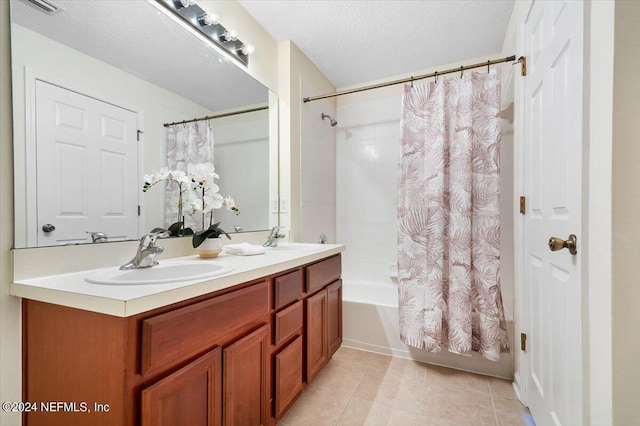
[151,0,250,66]
[25,0,63,15]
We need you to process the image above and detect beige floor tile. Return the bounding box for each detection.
[278,384,353,426]
[334,346,379,364]
[403,359,430,381]
[279,347,526,426]
[365,355,412,380]
[336,397,393,426]
[421,382,496,425]
[387,409,464,426]
[488,378,518,400]
[353,373,423,409]
[493,396,530,426]
[424,364,491,394]
[311,361,366,392]
[328,348,374,374]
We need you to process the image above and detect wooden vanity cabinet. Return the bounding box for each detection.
[305,288,329,383]
[223,324,270,426]
[304,256,343,384]
[327,279,343,356]
[271,272,304,420]
[141,347,222,426]
[22,254,343,426]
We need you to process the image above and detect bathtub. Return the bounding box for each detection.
[342,280,515,379]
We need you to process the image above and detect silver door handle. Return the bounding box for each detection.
[42,224,56,233]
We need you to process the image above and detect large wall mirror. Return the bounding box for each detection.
[11,0,278,248]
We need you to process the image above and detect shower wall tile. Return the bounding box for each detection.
[336,94,401,284]
[300,86,336,243]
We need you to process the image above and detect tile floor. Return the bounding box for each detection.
[278,347,532,426]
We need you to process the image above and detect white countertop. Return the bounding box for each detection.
[10,244,345,317]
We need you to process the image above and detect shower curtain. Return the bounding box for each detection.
[165,121,214,231]
[397,69,509,361]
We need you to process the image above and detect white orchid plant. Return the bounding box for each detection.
[143,162,239,247]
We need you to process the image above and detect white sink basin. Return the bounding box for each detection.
[264,243,326,253]
[85,261,234,285]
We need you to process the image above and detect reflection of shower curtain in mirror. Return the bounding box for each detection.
[165,121,214,231]
[397,69,509,361]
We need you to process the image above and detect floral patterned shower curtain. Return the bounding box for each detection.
[165,121,214,230]
[397,69,509,361]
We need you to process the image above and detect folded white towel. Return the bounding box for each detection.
[222,242,266,256]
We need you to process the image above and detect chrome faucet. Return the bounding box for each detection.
[86,231,108,243]
[263,226,285,247]
[318,233,328,244]
[119,230,170,270]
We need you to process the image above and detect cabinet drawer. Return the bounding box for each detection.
[141,281,269,375]
[274,300,303,346]
[306,255,341,294]
[274,269,303,310]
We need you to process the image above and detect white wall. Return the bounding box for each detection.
[0,3,21,424]
[299,82,336,243]
[278,41,337,242]
[335,57,516,319]
[611,1,640,424]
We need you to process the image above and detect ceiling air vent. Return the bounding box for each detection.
[24,0,63,15]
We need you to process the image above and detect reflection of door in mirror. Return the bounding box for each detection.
[33,78,140,246]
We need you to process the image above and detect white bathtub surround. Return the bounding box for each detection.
[342,280,514,380]
[397,71,508,361]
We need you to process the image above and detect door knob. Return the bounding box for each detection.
[42,224,56,233]
[548,234,577,255]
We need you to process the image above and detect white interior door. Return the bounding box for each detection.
[35,80,139,246]
[522,1,583,425]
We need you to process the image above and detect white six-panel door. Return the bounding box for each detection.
[35,80,139,246]
[522,1,583,425]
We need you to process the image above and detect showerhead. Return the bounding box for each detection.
[321,113,337,127]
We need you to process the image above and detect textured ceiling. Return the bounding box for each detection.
[11,0,268,112]
[238,0,514,88]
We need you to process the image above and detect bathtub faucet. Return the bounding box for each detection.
[263,226,285,247]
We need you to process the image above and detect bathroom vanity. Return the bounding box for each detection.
[14,245,344,426]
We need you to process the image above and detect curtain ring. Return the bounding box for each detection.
[487,60,490,73]
[460,65,464,78]
[410,76,414,88]
[434,71,438,83]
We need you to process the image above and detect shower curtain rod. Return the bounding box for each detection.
[303,55,519,103]
[163,105,268,128]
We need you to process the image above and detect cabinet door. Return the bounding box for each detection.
[141,347,222,426]
[274,335,303,418]
[306,289,328,383]
[327,280,343,357]
[223,324,270,426]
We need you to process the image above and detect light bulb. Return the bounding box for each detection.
[175,0,196,9]
[220,30,238,42]
[239,44,255,55]
[199,12,219,26]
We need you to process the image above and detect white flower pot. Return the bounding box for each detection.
[195,237,224,258]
